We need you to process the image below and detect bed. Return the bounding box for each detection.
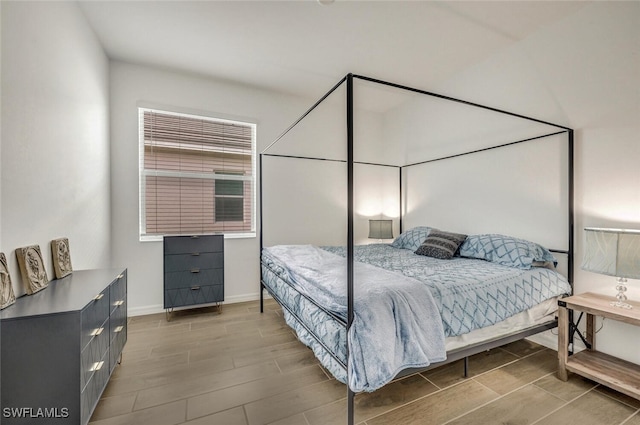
[259,74,574,424]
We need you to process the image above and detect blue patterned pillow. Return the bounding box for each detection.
[459,234,557,269]
[391,227,432,251]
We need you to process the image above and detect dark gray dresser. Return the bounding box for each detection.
[0,268,127,425]
[163,235,224,314]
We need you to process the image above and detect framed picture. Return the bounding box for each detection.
[15,245,49,295]
[51,237,73,279]
[0,252,16,309]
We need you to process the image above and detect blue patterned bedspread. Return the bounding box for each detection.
[261,243,571,392]
[323,244,571,336]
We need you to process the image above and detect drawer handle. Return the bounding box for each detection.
[93,293,104,301]
[191,269,200,273]
[191,235,199,239]
[114,300,125,307]
[114,325,124,333]
[90,327,104,336]
[191,286,201,291]
[191,252,200,256]
[90,361,104,372]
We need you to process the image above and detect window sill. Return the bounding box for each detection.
[140,232,256,243]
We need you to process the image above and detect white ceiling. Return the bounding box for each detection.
[78,0,589,100]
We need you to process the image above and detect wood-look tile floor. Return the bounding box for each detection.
[91,300,640,425]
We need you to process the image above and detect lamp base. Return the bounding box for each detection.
[610,300,633,309]
[610,277,633,309]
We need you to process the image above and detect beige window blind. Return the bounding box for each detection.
[139,108,256,238]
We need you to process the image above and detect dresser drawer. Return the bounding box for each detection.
[109,272,127,314]
[110,298,127,330]
[164,284,224,309]
[80,288,110,351]
[164,235,223,255]
[110,326,127,372]
[164,268,223,290]
[110,296,126,340]
[164,252,223,272]
[81,348,110,425]
[81,317,110,391]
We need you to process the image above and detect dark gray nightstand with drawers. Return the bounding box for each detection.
[163,234,224,319]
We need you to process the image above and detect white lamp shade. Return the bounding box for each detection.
[582,227,640,279]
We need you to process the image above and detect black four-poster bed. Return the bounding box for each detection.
[259,74,574,425]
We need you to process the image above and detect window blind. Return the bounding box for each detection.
[139,108,256,237]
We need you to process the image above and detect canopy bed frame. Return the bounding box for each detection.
[259,73,574,425]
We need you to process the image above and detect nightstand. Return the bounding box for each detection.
[557,292,640,400]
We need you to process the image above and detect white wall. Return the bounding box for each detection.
[262,94,399,248]
[430,2,639,363]
[1,1,110,295]
[402,133,569,251]
[262,160,399,248]
[110,61,314,314]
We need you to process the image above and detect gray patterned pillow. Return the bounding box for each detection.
[415,229,467,260]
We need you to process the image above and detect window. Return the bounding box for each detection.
[139,108,256,239]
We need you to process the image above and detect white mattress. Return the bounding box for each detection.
[445,296,560,351]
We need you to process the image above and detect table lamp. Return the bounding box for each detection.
[582,227,640,309]
[368,219,393,241]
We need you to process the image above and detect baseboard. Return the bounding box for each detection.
[127,292,265,317]
[526,329,559,351]
[128,304,164,317]
[526,328,587,353]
